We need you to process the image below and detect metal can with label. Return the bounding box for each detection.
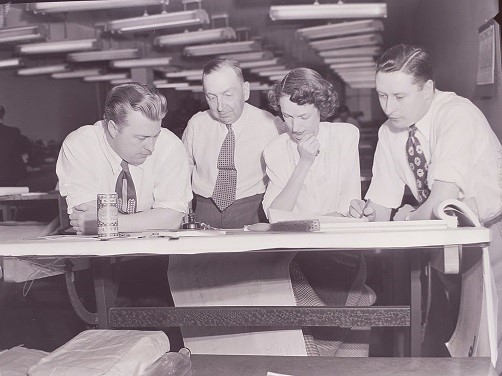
[97,193,119,239]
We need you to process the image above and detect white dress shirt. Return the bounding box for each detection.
[366,90,502,221]
[263,122,361,217]
[57,121,192,214]
[182,103,283,200]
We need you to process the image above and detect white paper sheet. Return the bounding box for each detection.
[0,347,48,376]
[168,252,307,356]
[0,187,29,196]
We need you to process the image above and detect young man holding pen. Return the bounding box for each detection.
[349,44,501,372]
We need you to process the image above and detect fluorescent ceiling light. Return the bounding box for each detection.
[16,39,100,55]
[184,40,260,57]
[0,58,24,69]
[310,33,382,51]
[110,57,172,68]
[297,20,384,40]
[330,62,376,69]
[154,27,236,47]
[68,48,140,62]
[240,58,280,69]
[269,74,287,81]
[104,10,210,34]
[270,3,387,21]
[258,69,291,77]
[219,51,273,61]
[324,56,374,64]
[51,68,102,79]
[155,82,190,89]
[83,73,129,82]
[338,74,375,81]
[165,69,203,78]
[110,78,134,85]
[250,65,286,74]
[186,75,202,81]
[27,0,164,14]
[349,82,376,89]
[0,25,47,44]
[249,82,273,91]
[175,85,203,92]
[18,64,69,76]
[319,46,382,58]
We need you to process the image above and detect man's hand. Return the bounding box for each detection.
[297,133,320,164]
[69,201,98,235]
[348,199,376,221]
[393,204,415,221]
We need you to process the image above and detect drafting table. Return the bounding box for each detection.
[189,355,496,376]
[0,221,490,358]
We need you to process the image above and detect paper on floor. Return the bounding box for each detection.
[168,252,307,356]
[28,330,170,376]
[0,346,48,376]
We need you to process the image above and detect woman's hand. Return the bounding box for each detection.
[297,133,320,164]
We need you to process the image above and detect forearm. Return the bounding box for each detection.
[407,180,460,221]
[118,208,184,232]
[372,201,392,221]
[270,159,311,212]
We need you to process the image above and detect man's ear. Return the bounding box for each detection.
[107,120,119,138]
[423,79,434,100]
[243,81,250,101]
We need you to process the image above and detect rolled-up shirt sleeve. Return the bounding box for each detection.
[262,143,287,219]
[427,105,477,193]
[152,138,193,214]
[56,133,100,212]
[337,127,362,215]
[181,119,195,178]
[365,126,405,209]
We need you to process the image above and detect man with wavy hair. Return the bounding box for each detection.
[57,83,192,234]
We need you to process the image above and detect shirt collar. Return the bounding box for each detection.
[96,121,122,175]
[229,102,249,133]
[97,120,147,174]
[414,90,441,141]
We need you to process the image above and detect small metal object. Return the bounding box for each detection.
[97,193,119,239]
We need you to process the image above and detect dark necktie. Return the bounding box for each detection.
[211,124,237,211]
[115,160,137,214]
[406,125,430,204]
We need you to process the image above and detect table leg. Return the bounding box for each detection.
[410,251,422,356]
[92,257,117,329]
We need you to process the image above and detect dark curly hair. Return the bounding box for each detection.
[268,68,338,121]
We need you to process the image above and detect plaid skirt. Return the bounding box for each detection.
[289,252,376,357]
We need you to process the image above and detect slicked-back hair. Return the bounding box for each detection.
[268,67,339,121]
[376,44,433,88]
[202,58,244,83]
[103,82,167,129]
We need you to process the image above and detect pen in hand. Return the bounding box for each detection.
[359,199,371,219]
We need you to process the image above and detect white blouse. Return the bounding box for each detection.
[263,122,361,217]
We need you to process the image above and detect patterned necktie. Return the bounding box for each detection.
[211,124,237,211]
[115,160,137,214]
[406,125,430,204]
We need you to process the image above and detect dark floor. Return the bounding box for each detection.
[0,255,456,356]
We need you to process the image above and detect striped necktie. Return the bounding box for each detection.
[211,124,237,211]
[406,125,430,204]
[115,160,137,214]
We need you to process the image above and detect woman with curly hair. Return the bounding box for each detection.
[263,67,361,217]
[262,68,375,357]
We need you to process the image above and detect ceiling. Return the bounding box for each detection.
[0,0,421,87]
